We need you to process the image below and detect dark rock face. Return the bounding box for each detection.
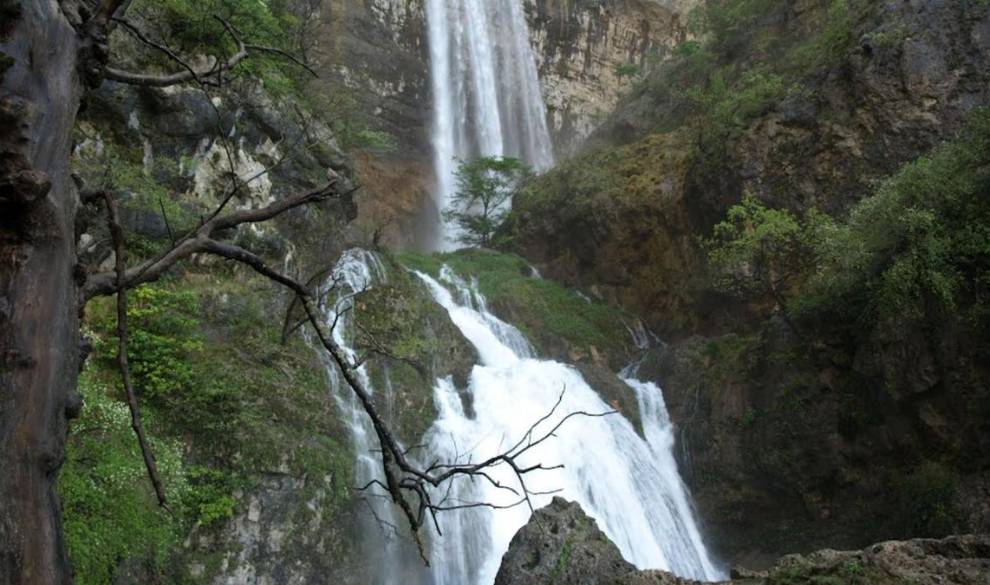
[495,499,990,585]
[512,0,990,340]
[494,498,637,585]
[506,0,990,569]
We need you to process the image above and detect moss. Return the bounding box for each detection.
[767,557,900,585]
[351,255,475,443]
[399,249,635,368]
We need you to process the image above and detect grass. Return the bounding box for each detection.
[398,249,636,367]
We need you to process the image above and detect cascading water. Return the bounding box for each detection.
[426,0,554,247]
[415,267,723,584]
[319,250,724,584]
[329,4,721,581]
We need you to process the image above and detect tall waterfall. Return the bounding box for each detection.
[320,251,724,584]
[426,0,554,247]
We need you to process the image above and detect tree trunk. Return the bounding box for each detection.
[0,0,84,583]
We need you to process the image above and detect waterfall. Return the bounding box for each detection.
[318,250,724,584]
[415,267,723,584]
[426,0,554,248]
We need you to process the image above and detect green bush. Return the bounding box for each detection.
[60,374,188,585]
[706,110,990,334]
[120,0,307,98]
[67,271,355,584]
[91,284,204,402]
[894,462,961,537]
[805,110,990,324]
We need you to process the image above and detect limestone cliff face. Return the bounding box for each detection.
[526,0,696,155]
[306,0,698,247]
[311,0,435,249]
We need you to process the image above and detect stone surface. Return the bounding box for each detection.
[495,499,990,585]
[494,497,637,585]
[505,0,990,571]
[302,0,700,248]
[527,0,698,156]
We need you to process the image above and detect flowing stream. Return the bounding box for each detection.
[320,253,724,584]
[426,0,554,247]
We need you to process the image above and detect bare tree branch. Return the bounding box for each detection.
[101,191,171,512]
[105,16,316,89]
[82,178,351,299]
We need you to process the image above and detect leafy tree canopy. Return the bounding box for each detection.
[444,156,531,248]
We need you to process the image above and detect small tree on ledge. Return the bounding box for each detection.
[445,156,531,247]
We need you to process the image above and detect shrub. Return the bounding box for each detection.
[91,284,204,402]
[805,109,990,324]
[444,156,532,248]
[706,194,830,331]
[60,374,188,585]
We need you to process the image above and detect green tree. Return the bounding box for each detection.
[706,195,829,334]
[445,156,531,247]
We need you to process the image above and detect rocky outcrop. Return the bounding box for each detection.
[304,0,700,247]
[504,0,990,570]
[73,79,357,277]
[512,0,990,337]
[495,499,990,585]
[494,498,638,585]
[527,0,698,155]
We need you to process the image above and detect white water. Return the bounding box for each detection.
[416,267,723,584]
[426,0,554,248]
[320,252,723,583]
[316,250,411,582]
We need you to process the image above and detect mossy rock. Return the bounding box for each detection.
[398,249,636,371]
[353,256,476,444]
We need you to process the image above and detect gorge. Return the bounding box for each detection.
[1,1,989,585]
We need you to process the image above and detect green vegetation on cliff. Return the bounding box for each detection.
[709,109,990,335]
[398,249,635,368]
[63,268,355,585]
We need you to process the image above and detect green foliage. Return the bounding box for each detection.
[894,462,961,537]
[613,63,639,78]
[688,0,778,59]
[121,0,307,97]
[790,0,867,70]
[805,110,990,325]
[625,0,874,145]
[706,194,828,308]
[445,156,531,247]
[92,284,204,401]
[299,87,397,154]
[705,110,990,334]
[0,51,13,77]
[67,272,355,584]
[183,466,238,526]
[399,250,634,366]
[353,129,399,153]
[60,374,188,585]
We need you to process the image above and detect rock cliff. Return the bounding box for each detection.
[504,0,990,568]
[305,0,698,247]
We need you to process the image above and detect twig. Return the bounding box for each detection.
[102,191,171,513]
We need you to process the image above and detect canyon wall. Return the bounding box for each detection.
[307,0,695,248]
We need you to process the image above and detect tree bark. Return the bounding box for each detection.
[0,1,84,583]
